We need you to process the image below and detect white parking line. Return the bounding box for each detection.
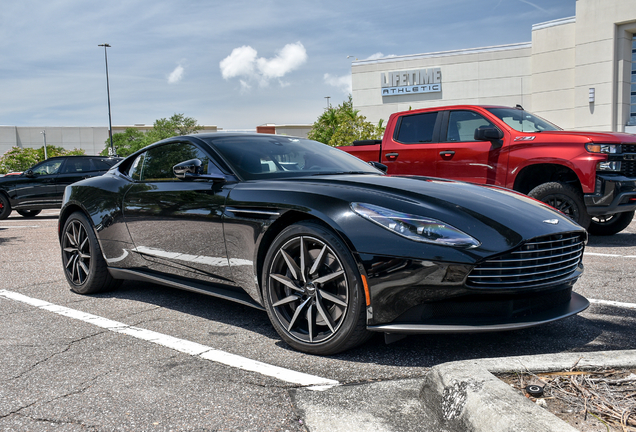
[0,289,339,390]
[589,298,636,310]
[585,252,636,259]
[0,225,40,229]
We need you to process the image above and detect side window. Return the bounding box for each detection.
[129,153,146,181]
[137,142,211,182]
[32,159,63,175]
[61,158,92,174]
[395,112,438,144]
[91,158,116,170]
[446,111,495,142]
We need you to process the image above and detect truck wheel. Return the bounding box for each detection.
[528,182,591,229]
[588,211,634,236]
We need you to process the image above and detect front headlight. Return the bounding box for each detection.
[351,203,480,248]
[586,144,619,154]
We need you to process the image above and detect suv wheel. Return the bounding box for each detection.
[588,211,634,236]
[528,182,591,229]
[0,194,11,220]
[17,210,42,218]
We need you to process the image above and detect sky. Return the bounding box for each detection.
[0,0,576,130]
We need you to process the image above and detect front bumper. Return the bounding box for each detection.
[358,252,587,333]
[584,174,636,216]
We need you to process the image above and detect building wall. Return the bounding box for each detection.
[0,126,109,156]
[351,0,636,133]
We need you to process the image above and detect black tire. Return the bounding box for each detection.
[588,211,634,236]
[61,211,121,294]
[262,221,371,355]
[17,209,42,218]
[528,182,591,229]
[0,194,11,220]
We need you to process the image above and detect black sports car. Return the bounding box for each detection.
[58,133,589,354]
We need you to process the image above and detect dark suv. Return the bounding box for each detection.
[0,155,121,219]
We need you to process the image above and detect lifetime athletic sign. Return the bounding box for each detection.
[381,68,442,96]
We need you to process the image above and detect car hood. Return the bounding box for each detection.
[522,130,636,144]
[232,174,584,260]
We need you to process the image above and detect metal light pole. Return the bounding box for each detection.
[40,130,48,160]
[324,96,331,109]
[98,43,116,156]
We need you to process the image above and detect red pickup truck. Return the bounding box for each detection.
[340,105,636,235]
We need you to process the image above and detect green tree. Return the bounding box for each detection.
[101,113,203,157]
[0,146,85,174]
[308,95,385,147]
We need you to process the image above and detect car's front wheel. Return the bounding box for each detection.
[262,221,370,355]
[17,209,42,218]
[588,211,634,236]
[61,212,121,294]
[0,194,11,220]
[528,182,591,229]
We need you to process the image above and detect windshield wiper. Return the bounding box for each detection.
[310,171,373,176]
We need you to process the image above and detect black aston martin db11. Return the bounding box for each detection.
[59,133,589,354]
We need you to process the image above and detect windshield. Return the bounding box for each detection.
[486,107,561,132]
[203,135,382,180]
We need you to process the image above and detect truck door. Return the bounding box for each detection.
[436,110,507,185]
[381,111,441,176]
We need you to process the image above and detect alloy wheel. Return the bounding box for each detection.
[268,235,349,344]
[62,220,92,285]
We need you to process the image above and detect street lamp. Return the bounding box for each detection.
[324,96,331,109]
[98,43,116,156]
[40,130,48,160]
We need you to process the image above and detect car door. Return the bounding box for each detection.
[122,141,235,285]
[381,111,441,176]
[55,157,97,193]
[11,158,64,208]
[436,109,507,185]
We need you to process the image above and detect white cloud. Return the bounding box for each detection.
[168,65,184,84]
[323,73,352,95]
[220,42,307,89]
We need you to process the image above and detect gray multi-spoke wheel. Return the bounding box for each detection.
[61,212,121,294]
[263,221,370,355]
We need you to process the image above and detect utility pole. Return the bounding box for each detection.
[98,43,116,156]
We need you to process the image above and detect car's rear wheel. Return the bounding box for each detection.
[17,209,42,218]
[61,212,121,294]
[588,211,634,236]
[0,194,11,220]
[528,182,591,229]
[262,221,370,355]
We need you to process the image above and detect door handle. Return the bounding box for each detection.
[439,150,455,157]
[385,152,399,161]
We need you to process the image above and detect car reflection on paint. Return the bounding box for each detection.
[58,133,589,355]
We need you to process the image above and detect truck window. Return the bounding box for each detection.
[395,112,437,143]
[446,111,495,142]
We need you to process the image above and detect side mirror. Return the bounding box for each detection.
[368,161,388,174]
[24,169,35,178]
[173,159,226,182]
[474,126,504,142]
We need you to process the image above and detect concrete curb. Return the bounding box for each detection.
[421,349,636,432]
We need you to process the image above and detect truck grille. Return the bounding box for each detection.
[621,144,636,177]
[467,233,584,289]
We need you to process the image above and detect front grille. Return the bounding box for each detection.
[467,233,584,289]
[621,144,636,177]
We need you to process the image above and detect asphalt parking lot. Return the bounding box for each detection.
[1,210,635,431]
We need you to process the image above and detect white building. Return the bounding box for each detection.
[351,0,636,133]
